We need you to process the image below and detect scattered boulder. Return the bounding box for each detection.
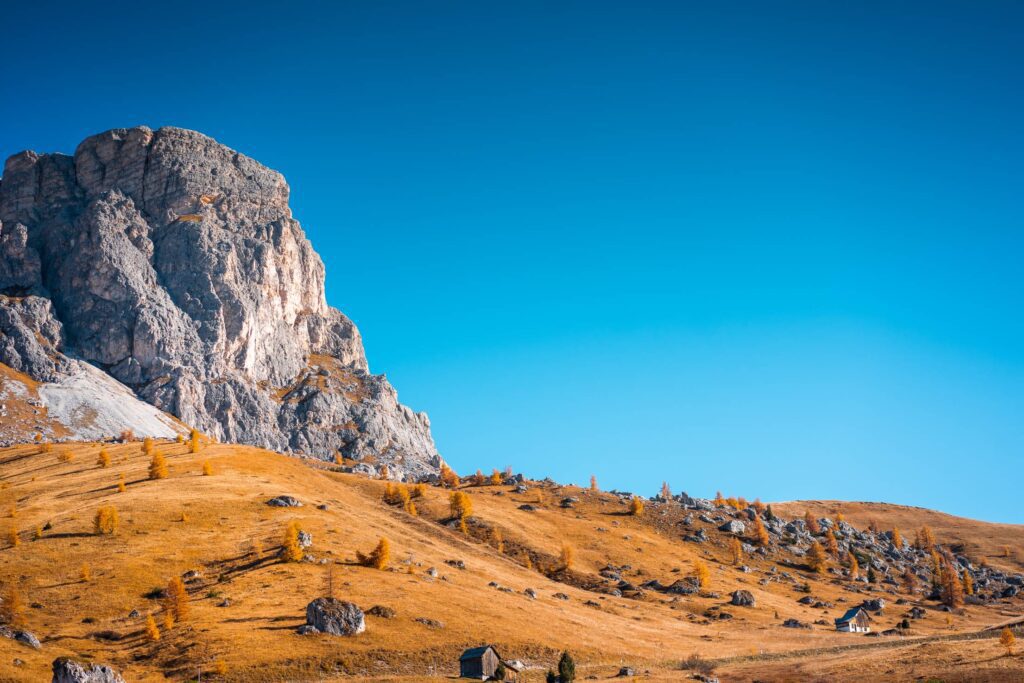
[719,520,746,534]
[616,667,635,677]
[297,531,313,548]
[414,617,444,629]
[861,598,885,612]
[366,605,396,619]
[524,588,537,599]
[730,590,755,607]
[266,496,302,508]
[444,559,466,569]
[518,504,538,512]
[553,592,570,600]
[304,598,365,636]
[51,658,126,683]
[0,626,40,649]
[181,569,202,582]
[782,618,811,629]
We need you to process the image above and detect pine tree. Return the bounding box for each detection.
[149,451,168,480]
[557,651,576,682]
[93,506,119,535]
[693,559,710,588]
[629,496,645,516]
[1000,626,1016,655]
[97,448,111,468]
[729,536,743,565]
[804,511,820,535]
[166,576,190,621]
[145,615,161,642]
[807,541,828,574]
[282,521,303,562]
[752,516,769,547]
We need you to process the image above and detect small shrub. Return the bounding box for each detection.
[558,650,576,682]
[142,437,154,455]
[97,448,111,468]
[680,654,715,675]
[117,473,127,493]
[120,429,134,442]
[6,525,18,548]
[57,448,73,462]
[202,461,213,476]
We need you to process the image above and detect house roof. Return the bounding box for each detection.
[834,607,870,624]
[459,645,497,661]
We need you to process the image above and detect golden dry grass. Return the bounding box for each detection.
[0,441,1022,681]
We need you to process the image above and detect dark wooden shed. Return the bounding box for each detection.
[459,645,501,680]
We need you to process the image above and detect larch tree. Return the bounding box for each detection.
[473,469,485,486]
[752,498,765,516]
[891,526,903,548]
[201,461,213,476]
[166,575,190,622]
[846,552,860,580]
[660,482,672,499]
[149,451,168,480]
[824,529,839,557]
[752,516,770,547]
[97,448,111,468]
[629,496,645,516]
[93,506,119,535]
[1,584,26,627]
[590,475,598,492]
[282,521,303,562]
[1000,627,1016,656]
[189,428,201,454]
[357,537,390,570]
[145,615,161,642]
[490,468,503,485]
[729,536,743,565]
[449,491,472,520]
[142,437,154,455]
[962,571,974,596]
[713,491,725,506]
[807,541,828,574]
[117,473,126,493]
[693,559,710,588]
[559,542,575,571]
[804,511,820,535]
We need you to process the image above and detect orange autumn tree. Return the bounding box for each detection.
[807,541,828,574]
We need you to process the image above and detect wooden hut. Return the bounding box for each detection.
[834,606,872,633]
[459,645,501,680]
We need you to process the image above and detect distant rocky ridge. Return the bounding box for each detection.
[0,126,440,480]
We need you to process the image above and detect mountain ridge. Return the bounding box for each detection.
[0,126,440,480]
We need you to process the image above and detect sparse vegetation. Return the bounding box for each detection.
[629,496,645,516]
[166,575,190,622]
[202,460,214,476]
[558,542,575,571]
[449,490,472,520]
[190,428,201,454]
[282,521,303,562]
[145,614,161,641]
[729,536,743,565]
[1000,626,1016,656]
[97,447,111,468]
[807,540,828,573]
[693,558,710,588]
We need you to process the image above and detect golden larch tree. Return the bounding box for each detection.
[189,428,201,454]
[590,475,598,492]
[693,559,710,588]
[1000,627,1016,656]
[282,521,303,562]
[891,526,903,548]
[202,461,213,476]
[660,482,671,499]
[752,516,769,547]
[962,571,974,596]
[824,529,839,557]
[93,506,119,535]
[804,511,820,535]
[97,448,111,468]
[449,491,472,520]
[149,451,168,480]
[729,536,743,565]
[166,575,190,622]
[357,537,390,570]
[559,542,575,571]
[490,468,503,485]
[145,615,161,642]
[117,473,126,493]
[846,552,860,580]
[629,496,645,516]
[807,541,828,574]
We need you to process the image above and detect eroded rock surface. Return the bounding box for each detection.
[0,126,440,479]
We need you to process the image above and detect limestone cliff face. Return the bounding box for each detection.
[0,126,440,479]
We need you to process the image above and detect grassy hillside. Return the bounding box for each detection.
[1,440,1023,682]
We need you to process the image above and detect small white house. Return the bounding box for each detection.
[835,607,872,633]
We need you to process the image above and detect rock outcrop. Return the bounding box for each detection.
[51,658,126,683]
[304,597,365,635]
[0,126,440,479]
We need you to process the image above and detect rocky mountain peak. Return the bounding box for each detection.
[0,126,440,480]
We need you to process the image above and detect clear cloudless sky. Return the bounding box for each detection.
[2,1,1022,521]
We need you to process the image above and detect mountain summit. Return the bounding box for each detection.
[0,126,439,479]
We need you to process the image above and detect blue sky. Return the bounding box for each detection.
[3,1,1023,521]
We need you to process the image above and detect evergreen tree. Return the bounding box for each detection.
[557,651,576,682]
[867,565,877,584]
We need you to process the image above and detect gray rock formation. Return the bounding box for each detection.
[51,658,126,683]
[0,126,440,479]
[304,597,365,635]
